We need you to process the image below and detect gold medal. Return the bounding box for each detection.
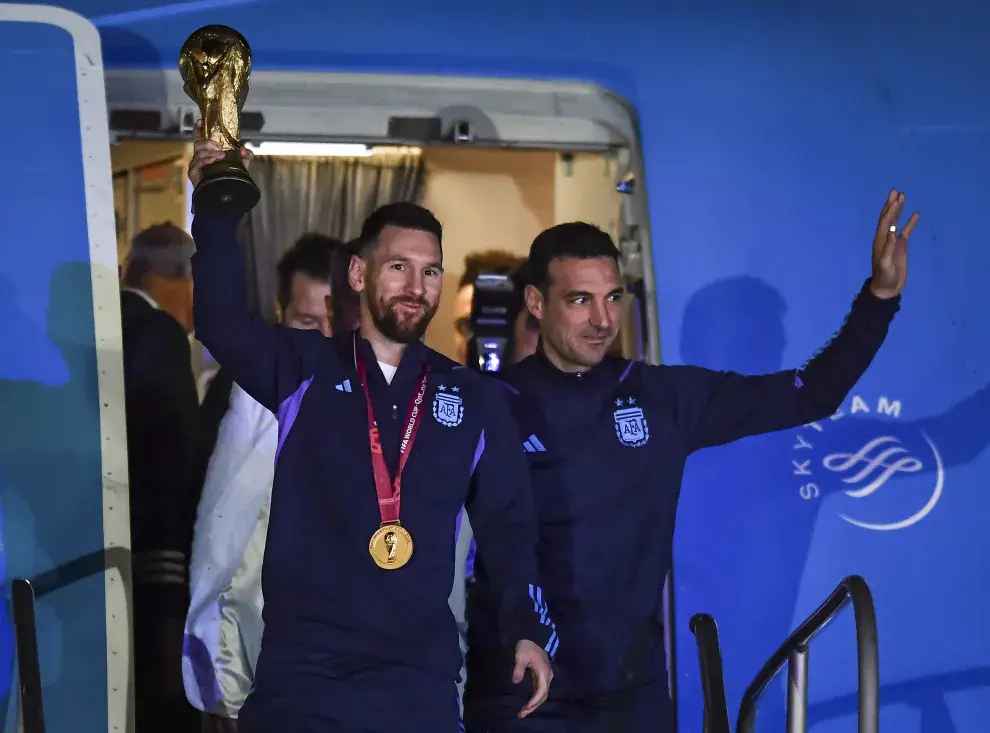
[369,523,414,570]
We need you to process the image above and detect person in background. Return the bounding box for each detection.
[120,223,202,733]
[453,250,526,365]
[465,191,919,732]
[183,232,354,732]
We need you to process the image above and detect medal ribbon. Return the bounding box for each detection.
[354,337,429,524]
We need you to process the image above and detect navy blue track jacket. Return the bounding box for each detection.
[467,280,899,699]
[189,214,557,701]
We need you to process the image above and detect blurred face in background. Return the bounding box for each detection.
[126,224,197,333]
[278,272,333,336]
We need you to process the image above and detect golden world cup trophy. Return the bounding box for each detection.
[179,25,261,217]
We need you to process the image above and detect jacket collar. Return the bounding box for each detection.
[343,330,430,390]
[524,340,613,386]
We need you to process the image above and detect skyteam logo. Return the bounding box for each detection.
[613,397,649,448]
[793,394,945,531]
[433,384,464,428]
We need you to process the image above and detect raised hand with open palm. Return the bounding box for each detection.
[870,189,920,299]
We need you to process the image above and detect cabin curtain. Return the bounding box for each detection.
[238,152,426,320]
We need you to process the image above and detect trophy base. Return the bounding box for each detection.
[193,156,260,218]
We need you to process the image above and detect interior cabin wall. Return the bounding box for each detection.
[110,140,191,267]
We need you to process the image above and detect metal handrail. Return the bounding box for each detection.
[12,579,46,733]
[7,548,132,733]
[736,575,879,733]
[689,613,731,733]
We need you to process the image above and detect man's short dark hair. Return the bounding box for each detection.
[276,233,343,311]
[359,202,442,258]
[527,222,620,293]
[459,250,526,290]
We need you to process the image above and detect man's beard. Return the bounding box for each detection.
[369,291,437,344]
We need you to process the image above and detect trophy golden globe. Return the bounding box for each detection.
[178,25,261,217]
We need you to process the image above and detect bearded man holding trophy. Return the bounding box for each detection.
[178,24,555,733]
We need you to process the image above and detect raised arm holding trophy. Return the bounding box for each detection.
[181,17,560,725]
[179,25,260,217]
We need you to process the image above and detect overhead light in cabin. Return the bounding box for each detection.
[245,142,373,157]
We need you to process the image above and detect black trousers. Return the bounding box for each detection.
[464,678,674,733]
